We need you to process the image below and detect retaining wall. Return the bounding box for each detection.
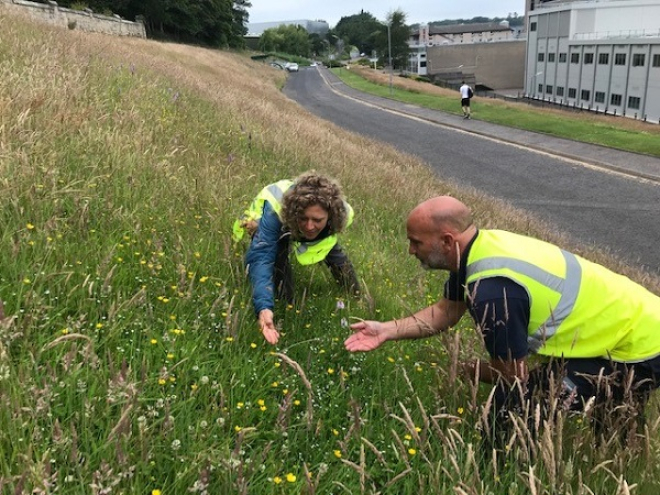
[0,0,145,38]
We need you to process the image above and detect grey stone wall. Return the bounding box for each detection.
[0,0,146,38]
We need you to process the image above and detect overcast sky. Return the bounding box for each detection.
[247,1,526,27]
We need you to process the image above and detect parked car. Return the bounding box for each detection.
[285,63,299,73]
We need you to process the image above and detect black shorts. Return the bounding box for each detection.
[461,98,471,107]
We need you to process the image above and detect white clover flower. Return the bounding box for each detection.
[171,439,181,451]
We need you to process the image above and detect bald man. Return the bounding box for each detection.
[345,196,660,446]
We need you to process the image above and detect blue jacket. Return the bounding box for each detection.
[246,201,282,315]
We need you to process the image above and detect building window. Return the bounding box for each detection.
[632,54,645,67]
[548,53,555,62]
[584,53,594,64]
[546,85,553,94]
[568,88,577,98]
[556,86,564,96]
[571,53,580,64]
[628,96,641,109]
[581,90,590,101]
[611,93,622,106]
[653,54,660,67]
[538,53,545,62]
[559,53,567,63]
[614,53,626,65]
[538,83,543,93]
[530,22,537,32]
[595,92,605,103]
[598,53,609,65]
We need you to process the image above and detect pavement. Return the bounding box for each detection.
[318,67,660,184]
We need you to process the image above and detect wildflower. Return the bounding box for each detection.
[191,384,198,391]
[408,448,417,456]
[96,323,104,329]
[199,276,208,283]
[404,434,412,441]
[61,328,70,335]
[286,473,296,482]
[237,402,244,409]
[457,407,464,415]
[150,339,158,345]
[333,450,342,458]
[226,336,234,342]
[171,439,181,451]
[194,252,201,258]
[152,490,162,495]
[282,388,288,395]
[273,476,282,484]
[336,300,345,310]
[257,399,265,406]
[340,318,348,328]
[274,362,281,368]
[271,381,278,388]
[327,368,335,375]
[171,328,185,335]
[293,400,301,406]
[23,278,31,285]
[387,357,395,363]
[250,343,257,349]
[234,426,242,432]
[200,376,209,385]
[158,379,166,386]
[166,353,174,360]
[27,223,35,230]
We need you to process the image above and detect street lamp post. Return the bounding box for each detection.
[387,22,393,95]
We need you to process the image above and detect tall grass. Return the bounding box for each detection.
[1,8,660,494]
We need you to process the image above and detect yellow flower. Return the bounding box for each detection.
[237,402,244,409]
[333,450,342,458]
[158,378,166,385]
[234,426,242,432]
[327,368,335,374]
[152,490,162,495]
[286,473,296,482]
[27,223,35,230]
[293,400,301,406]
[191,384,198,391]
[96,323,104,329]
[273,476,282,484]
[457,407,464,415]
[332,429,339,436]
[257,399,265,406]
[408,448,417,455]
[166,353,174,360]
[250,343,257,349]
[404,434,412,441]
[150,338,158,344]
[271,381,278,388]
[23,278,31,285]
[387,357,395,363]
[194,252,201,258]
[199,276,208,283]
[226,336,234,342]
[61,328,70,335]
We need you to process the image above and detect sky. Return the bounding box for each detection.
[246,0,526,27]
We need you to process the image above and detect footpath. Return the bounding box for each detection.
[319,67,660,184]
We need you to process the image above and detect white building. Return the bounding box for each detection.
[526,0,660,122]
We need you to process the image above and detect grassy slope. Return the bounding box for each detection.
[1,8,659,494]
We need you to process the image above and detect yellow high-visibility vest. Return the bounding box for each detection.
[232,180,353,266]
[466,230,660,362]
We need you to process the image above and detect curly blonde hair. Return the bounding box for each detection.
[281,171,348,240]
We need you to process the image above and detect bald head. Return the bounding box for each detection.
[407,196,473,234]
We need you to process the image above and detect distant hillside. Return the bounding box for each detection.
[410,14,525,29]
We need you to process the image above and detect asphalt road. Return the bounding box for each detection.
[283,67,660,276]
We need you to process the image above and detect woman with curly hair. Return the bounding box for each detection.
[233,171,360,344]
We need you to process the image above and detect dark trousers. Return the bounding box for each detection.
[273,236,359,303]
[487,357,659,449]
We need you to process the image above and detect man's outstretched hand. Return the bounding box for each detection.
[344,320,386,352]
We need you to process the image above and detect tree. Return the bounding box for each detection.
[373,10,410,71]
[258,24,311,57]
[334,11,382,57]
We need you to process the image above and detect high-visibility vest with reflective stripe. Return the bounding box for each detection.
[232,180,354,266]
[466,230,660,362]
